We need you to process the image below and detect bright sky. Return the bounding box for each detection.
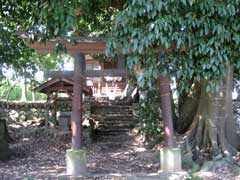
[35,56,74,81]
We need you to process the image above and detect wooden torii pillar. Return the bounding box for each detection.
[65,52,87,176]
[159,74,181,172]
[159,73,174,148]
[71,53,85,149]
[23,36,106,176]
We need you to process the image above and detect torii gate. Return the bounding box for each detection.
[24,35,179,175]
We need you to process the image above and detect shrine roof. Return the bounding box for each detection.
[34,77,92,95]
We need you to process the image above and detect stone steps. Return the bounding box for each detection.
[99,124,131,130]
[93,104,132,109]
[103,117,133,122]
[97,128,130,135]
[93,103,134,137]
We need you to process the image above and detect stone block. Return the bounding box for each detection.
[59,115,71,130]
[160,148,182,172]
[66,149,87,176]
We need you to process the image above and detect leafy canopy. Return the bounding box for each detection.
[107,0,240,91]
[0,0,123,70]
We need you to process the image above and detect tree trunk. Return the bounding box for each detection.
[31,82,35,102]
[225,65,240,150]
[184,64,240,159]
[6,83,16,101]
[21,78,27,102]
[175,82,201,134]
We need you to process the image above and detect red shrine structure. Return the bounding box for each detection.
[30,36,129,100]
[24,34,179,175]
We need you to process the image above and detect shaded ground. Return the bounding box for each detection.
[0,125,239,180]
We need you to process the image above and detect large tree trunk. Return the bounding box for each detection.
[225,65,240,150]
[175,82,201,134]
[183,64,240,159]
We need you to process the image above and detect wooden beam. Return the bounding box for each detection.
[24,37,106,54]
[86,69,129,77]
[45,86,73,92]
[45,69,129,79]
[43,86,90,95]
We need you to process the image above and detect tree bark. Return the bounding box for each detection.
[225,65,240,150]
[21,78,27,102]
[31,82,35,102]
[176,82,201,134]
[183,64,240,159]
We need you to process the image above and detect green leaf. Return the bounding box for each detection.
[133,39,138,52]
[152,69,159,79]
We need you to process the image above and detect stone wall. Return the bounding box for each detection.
[0,98,91,123]
[3,98,238,132]
[0,101,47,122]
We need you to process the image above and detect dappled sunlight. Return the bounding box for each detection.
[1,160,65,179]
[168,173,187,180]
[8,123,22,129]
[196,171,232,180]
[22,138,30,141]
[167,150,175,169]
[134,147,146,152]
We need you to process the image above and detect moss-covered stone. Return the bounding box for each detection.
[66,149,87,176]
[66,149,87,163]
[160,148,182,172]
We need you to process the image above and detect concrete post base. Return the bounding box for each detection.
[160,148,182,172]
[66,149,87,176]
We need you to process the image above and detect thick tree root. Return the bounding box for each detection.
[180,115,238,163]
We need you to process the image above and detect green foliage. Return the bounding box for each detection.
[0,1,35,70]
[0,0,122,70]
[0,79,46,101]
[0,52,63,101]
[0,24,33,70]
[107,0,240,92]
[136,89,163,147]
[1,0,122,39]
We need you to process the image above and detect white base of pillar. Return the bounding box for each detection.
[160,148,182,172]
[66,149,87,176]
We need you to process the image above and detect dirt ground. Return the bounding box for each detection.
[0,125,239,180]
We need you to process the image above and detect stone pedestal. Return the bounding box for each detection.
[160,148,182,172]
[66,149,87,176]
[58,112,71,131]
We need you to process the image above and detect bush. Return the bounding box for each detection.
[136,89,163,147]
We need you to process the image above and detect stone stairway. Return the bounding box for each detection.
[91,104,134,137]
